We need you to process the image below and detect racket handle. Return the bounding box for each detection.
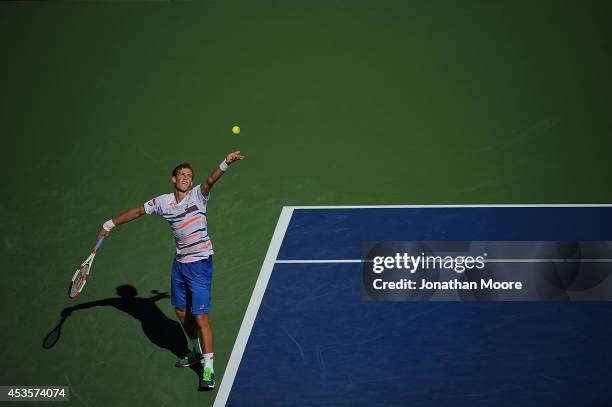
[94,236,105,253]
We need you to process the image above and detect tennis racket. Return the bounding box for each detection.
[68,237,105,300]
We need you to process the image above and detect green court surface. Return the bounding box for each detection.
[1,1,611,406]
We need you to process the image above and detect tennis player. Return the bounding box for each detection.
[97,151,245,390]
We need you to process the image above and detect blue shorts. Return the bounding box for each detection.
[171,257,213,315]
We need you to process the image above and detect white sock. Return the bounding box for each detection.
[192,338,202,355]
[203,352,214,372]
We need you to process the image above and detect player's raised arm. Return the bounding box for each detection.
[200,151,245,197]
[97,206,146,239]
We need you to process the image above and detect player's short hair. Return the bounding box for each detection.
[172,163,194,177]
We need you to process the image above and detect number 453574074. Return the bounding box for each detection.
[3,387,68,400]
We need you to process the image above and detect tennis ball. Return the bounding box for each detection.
[232,125,240,135]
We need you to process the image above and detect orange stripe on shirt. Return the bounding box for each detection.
[176,214,203,230]
[177,237,206,248]
[180,231,202,242]
[188,241,212,252]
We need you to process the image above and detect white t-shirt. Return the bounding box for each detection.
[144,185,213,263]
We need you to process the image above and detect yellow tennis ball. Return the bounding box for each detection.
[232,125,240,135]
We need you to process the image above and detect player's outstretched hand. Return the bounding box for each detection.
[226,151,245,165]
[97,228,109,240]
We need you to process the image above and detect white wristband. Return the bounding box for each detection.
[103,219,116,232]
[219,160,229,172]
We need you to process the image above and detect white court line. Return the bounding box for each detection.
[214,204,612,406]
[214,207,294,407]
[276,259,362,264]
[487,259,612,263]
[289,204,612,209]
[277,259,612,264]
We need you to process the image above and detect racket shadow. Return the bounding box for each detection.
[44,284,197,376]
[42,314,68,349]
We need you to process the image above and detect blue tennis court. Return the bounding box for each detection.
[216,205,612,406]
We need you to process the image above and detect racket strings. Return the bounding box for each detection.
[68,240,103,300]
[69,265,89,298]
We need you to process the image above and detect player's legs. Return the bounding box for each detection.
[193,314,213,354]
[175,307,198,340]
[194,313,215,388]
[188,257,214,388]
[172,260,202,367]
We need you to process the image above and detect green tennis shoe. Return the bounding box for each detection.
[200,367,215,390]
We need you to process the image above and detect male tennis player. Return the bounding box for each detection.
[97,151,245,390]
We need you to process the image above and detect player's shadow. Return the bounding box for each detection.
[43,285,202,378]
